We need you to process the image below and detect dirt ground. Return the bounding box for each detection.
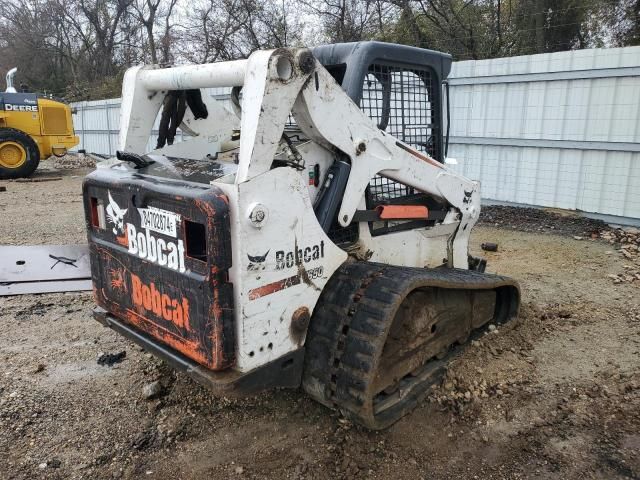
[1,161,639,480]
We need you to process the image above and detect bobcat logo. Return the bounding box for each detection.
[247,250,269,271]
[109,267,126,292]
[106,191,128,235]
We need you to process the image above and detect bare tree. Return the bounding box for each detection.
[183,0,302,63]
[134,0,162,63]
[602,0,640,47]
[0,0,629,100]
[158,0,179,63]
[77,0,135,76]
[133,0,178,64]
[0,0,74,90]
[300,0,396,42]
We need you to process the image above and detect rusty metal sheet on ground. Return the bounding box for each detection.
[0,279,92,295]
[0,245,92,295]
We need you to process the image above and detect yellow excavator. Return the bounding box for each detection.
[0,68,79,179]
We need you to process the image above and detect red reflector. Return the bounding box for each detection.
[90,197,100,227]
[90,197,106,229]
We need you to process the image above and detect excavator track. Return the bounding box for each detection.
[302,261,520,430]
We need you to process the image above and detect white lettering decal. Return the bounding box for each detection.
[5,104,38,112]
[108,190,186,273]
[138,206,180,238]
[126,223,186,273]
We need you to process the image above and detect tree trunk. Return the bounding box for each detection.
[534,0,545,53]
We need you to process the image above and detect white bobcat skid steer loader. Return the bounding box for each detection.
[83,42,519,429]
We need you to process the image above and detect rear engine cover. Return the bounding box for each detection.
[83,169,234,370]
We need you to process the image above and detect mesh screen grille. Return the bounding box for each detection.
[360,64,438,157]
[360,64,439,207]
[360,63,439,235]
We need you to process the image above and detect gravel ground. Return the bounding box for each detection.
[0,164,639,479]
[478,204,609,237]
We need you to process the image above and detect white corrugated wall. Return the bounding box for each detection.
[447,46,640,221]
[71,47,640,222]
[71,87,231,155]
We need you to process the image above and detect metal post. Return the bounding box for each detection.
[105,102,112,156]
[80,103,85,151]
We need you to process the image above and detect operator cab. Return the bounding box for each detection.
[312,42,451,162]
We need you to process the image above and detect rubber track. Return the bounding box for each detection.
[302,261,520,430]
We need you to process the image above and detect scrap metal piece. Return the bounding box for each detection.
[85,152,111,163]
[481,242,498,252]
[15,176,62,183]
[0,279,92,295]
[49,254,79,269]
[1,245,90,282]
[0,244,91,295]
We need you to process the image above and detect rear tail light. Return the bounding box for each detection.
[90,197,106,229]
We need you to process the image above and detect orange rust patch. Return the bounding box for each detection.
[209,304,226,367]
[115,228,128,247]
[395,141,443,169]
[109,268,126,292]
[121,307,211,367]
[194,198,217,218]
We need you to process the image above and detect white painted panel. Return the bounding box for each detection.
[623,157,640,217]
[564,80,590,139]
[501,85,526,138]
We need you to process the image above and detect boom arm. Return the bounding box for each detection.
[118,48,479,268]
[291,63,480,267]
